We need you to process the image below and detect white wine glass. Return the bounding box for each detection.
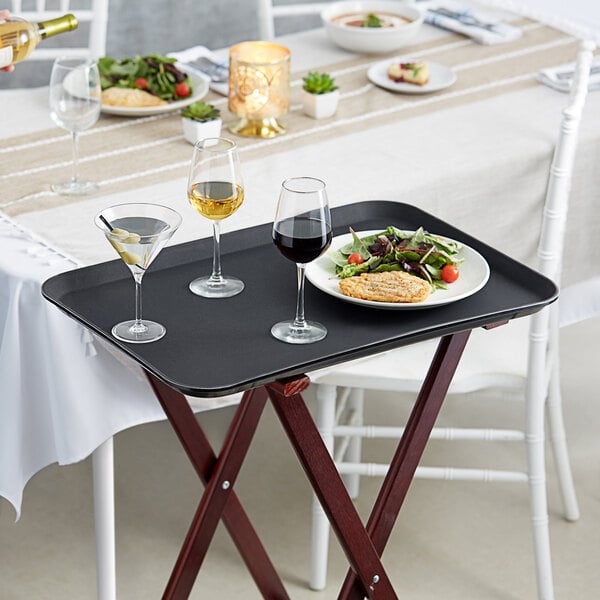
[187,137,245,298]
[95,203,182,344]
[271,177,332,344]
[49,56,101,195]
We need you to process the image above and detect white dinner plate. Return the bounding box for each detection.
[367,59,457,94]
[101,68,210,117]
[305,229,490,310]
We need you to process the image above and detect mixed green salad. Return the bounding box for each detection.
[98,54,193,101]
[328,226,463,290]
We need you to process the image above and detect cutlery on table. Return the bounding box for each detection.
[187,56,228,83]
[427,7,500,32]
[554,65,600,80]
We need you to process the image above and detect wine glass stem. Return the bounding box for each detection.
[293,263,307,328]
[210,221,223,282]
[132,276,147,333]
[71,131,80,184]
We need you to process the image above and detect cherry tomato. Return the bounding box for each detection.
[134,77,148,90]
[348,253,365,265]
[441,264,460,283]
[175,82,191,98]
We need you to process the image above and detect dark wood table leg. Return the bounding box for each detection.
[266,331,470,600]
[146,374,289,600]
[339,331,471,600]
[265,377,397,600]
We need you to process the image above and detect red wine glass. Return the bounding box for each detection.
[271,177,332,344]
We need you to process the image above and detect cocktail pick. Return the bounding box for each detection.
[98,214,114,232]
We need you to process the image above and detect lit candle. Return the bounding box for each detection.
[228,41,291,138]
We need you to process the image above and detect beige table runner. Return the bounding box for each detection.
[0,20,583,217]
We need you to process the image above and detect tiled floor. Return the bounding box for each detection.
[1,317,599,599]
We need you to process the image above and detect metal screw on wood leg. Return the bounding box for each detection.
[222,480,230,489]
[372,575,380,584]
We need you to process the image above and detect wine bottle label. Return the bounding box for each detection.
[0,46,13,69]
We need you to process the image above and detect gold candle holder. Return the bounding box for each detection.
[228,41,291,138]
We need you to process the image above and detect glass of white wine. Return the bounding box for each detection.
[95,203,182,344]
[49,56,101,195]
[187,137,245,298]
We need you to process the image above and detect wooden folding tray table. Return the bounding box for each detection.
[42,201,557,599]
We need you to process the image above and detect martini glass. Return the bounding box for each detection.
[95,203,182,343]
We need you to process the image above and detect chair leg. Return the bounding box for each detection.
[342,388,364,499]
[546,361,580,521]
[310,383,337,591]
[526,311,555,600]
[92,437,117,600]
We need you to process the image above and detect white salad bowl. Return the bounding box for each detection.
[321,0,424,54]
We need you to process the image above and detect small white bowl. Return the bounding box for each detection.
[322,1,424,54]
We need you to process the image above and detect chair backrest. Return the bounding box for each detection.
[256,0,331,40]
[530,40,594,384]
[537,39,594,284]
[9,0,109,60]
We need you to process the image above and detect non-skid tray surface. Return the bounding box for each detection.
[42,201,557,397]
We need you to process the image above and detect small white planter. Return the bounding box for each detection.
[182,117,223,145]
[301,89,340,119]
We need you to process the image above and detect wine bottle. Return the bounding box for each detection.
[0,14,78,69]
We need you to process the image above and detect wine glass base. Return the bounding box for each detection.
[271,320,327,344]
[189,276,244,298]
[52,179,98,196]
[111,320,166,344]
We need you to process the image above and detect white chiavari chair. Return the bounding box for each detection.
[256,0,332,40]
[8,3,109,595]
[308,40,595,600]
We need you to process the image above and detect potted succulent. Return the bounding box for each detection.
[181,101,222,145]
[301,71,340,119]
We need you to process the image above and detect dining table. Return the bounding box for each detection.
[1,2,600,598]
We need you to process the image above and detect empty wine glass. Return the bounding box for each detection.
[271,177,332,344]
[95,203,182,344]
[187,137,245,298]
[49,56,101,195]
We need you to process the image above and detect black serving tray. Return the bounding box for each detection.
[42,201,557,397]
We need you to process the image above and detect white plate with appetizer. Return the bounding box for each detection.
[367,58,456,94]
[102,65,210,117]
[305,228,490,310]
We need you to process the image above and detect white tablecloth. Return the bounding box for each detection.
[0,215,239,518]
[1,7,599,517]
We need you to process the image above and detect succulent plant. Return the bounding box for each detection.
[181,101,220,122]
[302,71,338,95]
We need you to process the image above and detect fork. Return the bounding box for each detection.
[188,56,228,83]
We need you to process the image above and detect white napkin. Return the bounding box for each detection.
[168,45,229,96]
[423,1,522,45]
[537,56,600,92]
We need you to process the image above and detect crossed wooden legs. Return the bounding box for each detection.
[146,330,471,599]
[145,377,289,600]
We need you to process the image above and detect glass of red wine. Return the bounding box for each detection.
[271,177,332,344]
